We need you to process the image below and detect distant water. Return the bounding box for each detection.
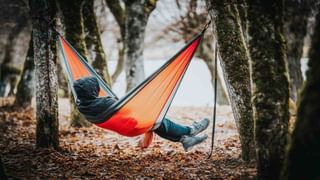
[109,59,214,107]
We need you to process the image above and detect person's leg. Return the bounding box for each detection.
[154,118,191,142]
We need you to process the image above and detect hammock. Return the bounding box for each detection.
[58,31,204,138]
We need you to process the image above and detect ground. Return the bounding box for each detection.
[0,98,256,179]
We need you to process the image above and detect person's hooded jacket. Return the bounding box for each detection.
[73,76,116,123]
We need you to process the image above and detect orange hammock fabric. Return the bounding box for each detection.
[58,32,203,137]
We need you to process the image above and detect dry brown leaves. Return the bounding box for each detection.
[0,98,256,179]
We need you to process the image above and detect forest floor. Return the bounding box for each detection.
[0,98,256,179]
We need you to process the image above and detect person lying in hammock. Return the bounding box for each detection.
[73,76,209,152]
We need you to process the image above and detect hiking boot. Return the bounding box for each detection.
[189,118,210,136]
[180,134,208,152]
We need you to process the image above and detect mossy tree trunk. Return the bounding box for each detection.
[197,37,229,105]
[247,0,290,179]
[207,0,255,162]
[284,0,312,101]
[58,0,91,127]
[124,0,157,91]
[282,10,320,180]
[105,0,126,83]
[83,0,112,85]
[14,36,35,107]
[29,0,59,149]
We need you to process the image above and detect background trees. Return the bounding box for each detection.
[157,0,230,105]
[0,0,31,97]
[14,37,35,107]
[83,0,112,85]
[123,0,157,91]
[58,0,91,127]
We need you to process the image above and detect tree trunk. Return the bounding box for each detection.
[196,36,229,105]
[282,10,320,180]
[111,45,125,83]
[83,0,112,85]
[29,0,59,149]
[247,0,290,179]
[284,0,311,101]
[105,0,127,83]
[57,61,69,97]
[124,0,157,91]
[14,36,35,107]
[0,156,6,180]
[207,0,255,162]
[0,19,27,97]
[58,0,91,127]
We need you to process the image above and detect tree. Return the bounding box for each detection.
[284,0,312,101]
[197,36,229,105]
[0,20,27,97]
[29,0,59,149]
[282,10,320,180]
[105,0,126,83]
[83,0,112,85]
[0,0,30,97]
[247,0,290,179]
[58,0,91,127]
[14,36,35,107]
[207,0,254,161]
[123,0,157,91]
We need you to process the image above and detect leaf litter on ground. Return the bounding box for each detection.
[0,98,256,179]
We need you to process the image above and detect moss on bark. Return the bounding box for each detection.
[247,0,290,179]
[282,10,320,180]
[207,0,255,162]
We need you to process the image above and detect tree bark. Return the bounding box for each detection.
[124,0,157,91]
[29,0,59,149]
[207,0,255,162]
[247,0,290,179]
[58,0,91,127]
[14,36,35,107]
[284,0,312,101]
[83,0,112,85]
[282,9,320,180]
[111,45,125,83]
[105,0,126,83]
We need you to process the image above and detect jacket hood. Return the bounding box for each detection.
[73,76,100,100]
